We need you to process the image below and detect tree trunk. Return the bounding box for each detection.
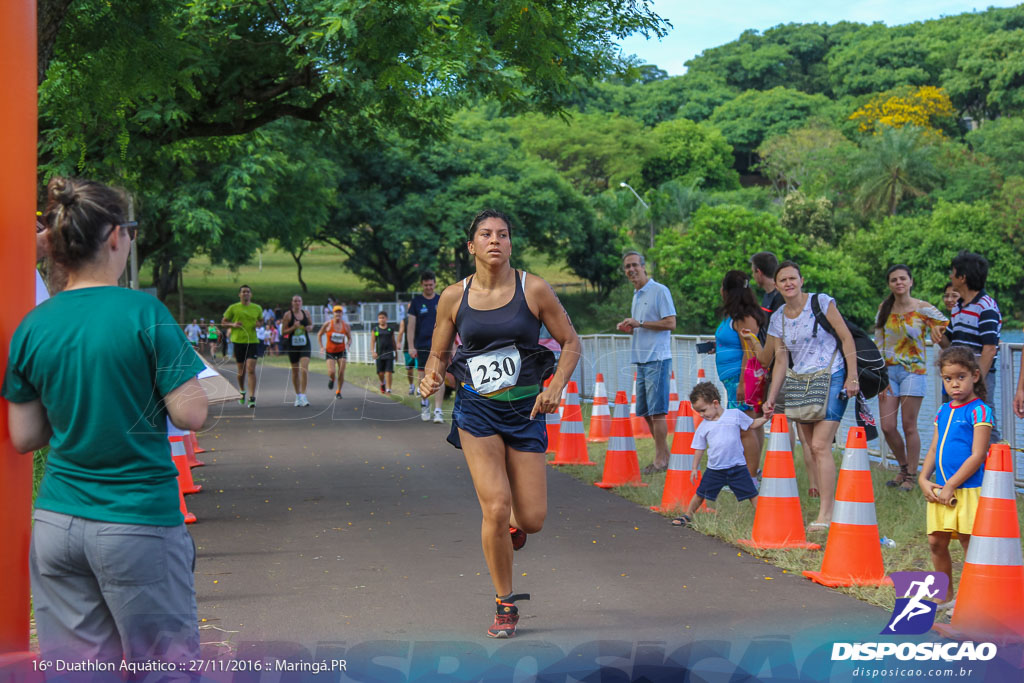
[38,0,75,84]
[291,252,308,292]
[153,259,181,301]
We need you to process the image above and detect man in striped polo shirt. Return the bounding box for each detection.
[933,251,1002,440]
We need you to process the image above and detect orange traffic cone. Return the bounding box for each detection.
[738,414,820,550]
[803,427,889,585]
[650,402,702,513]
[934,443,1024,642]
[191,430,207,454]
[544,377,560,454]
[184,431,206,468]
[177,485,196,524]
[170,435,201,495]
[630,373,653,438]
[550,381,596,466]
[665,371,679,435]
[595,391,647,488]
[187,431,206,466]
[587,373,612,443]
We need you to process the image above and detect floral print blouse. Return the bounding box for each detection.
[874,302,948,374]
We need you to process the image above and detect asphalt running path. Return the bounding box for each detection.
[188,363,884,656]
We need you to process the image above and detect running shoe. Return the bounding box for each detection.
[421,402,430,422]
[300,394,310,407]
[386,389,392,394]
[510,527,526,551]
[247,397,256,409]
[335,390,341,399]
[433,409,444,424]
[407,384,415,395]
[238,394,246,406]
[380,383,386,394]
[488,594,530,638]
[294,396,302,407]
[328,379,335,390]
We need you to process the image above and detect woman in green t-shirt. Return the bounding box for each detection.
[3,177,208,672]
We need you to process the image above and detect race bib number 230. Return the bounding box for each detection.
[468,346,521,395]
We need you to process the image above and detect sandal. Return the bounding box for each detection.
[642,463,668,475]
[886,467,910,488]
[898,479,915,492]
[807,521,829,533]
[671,514,693,527]
[807,488,819,498]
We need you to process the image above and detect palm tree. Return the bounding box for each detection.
[852,125,943,217]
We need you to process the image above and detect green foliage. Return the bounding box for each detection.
[709,87,836,169]
[640,119,740,190]
[757,123,858,198]
[508,112,655,194]
[851,126,943,218]
[781,192,836,244]
[966,116,1024,179]
[649,205,796,330]
[842,200,1024,318]
[318,114,596,293]
[945,30,1024,120]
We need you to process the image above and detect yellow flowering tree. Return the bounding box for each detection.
[849,86,955,136]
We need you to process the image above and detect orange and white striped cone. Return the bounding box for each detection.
[803,427,889,585]
[169,435,201,495]
[190,430,205,456]
[187,431,206,466]
[184,431,205,468]
[738,414,820,550]
[550,381,596,466]
[630,373,653,438]
[934,443,1024,642]
[177,485,197,525]
[650,402,702,513]
[665,371,679,435]
[595,391,647,488]
[544,377,560,454]
[587,373,612,443]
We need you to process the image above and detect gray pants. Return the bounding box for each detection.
[30,509,199,680]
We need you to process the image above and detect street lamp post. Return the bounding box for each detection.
[620,182,654,248]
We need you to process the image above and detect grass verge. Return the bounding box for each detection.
[555,407,1024,613]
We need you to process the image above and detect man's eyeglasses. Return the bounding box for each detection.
[104,221,139,242]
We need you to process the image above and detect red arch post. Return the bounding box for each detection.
[0,0,38,659]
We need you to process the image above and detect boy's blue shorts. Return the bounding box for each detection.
[447,386,547,453]
[696,464,758,502]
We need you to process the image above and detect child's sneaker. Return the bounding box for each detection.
[487,594,530,638]
[510,527,526,551]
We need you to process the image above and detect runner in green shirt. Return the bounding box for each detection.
[222,284,262,407]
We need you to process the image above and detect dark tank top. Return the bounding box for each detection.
[448,270,555,399]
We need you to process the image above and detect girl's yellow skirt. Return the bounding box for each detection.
[926,486,981,538]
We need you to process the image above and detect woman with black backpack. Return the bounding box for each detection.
[874,265,948,492]
[742,260,859,534]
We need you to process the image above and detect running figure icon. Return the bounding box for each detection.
[888,574,940,632]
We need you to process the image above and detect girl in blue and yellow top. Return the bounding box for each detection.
[918,346,992,605]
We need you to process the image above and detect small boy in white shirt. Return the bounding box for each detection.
[673,382,767,526]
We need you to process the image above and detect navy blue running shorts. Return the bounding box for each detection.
[696,464,758,502]
[447,386,547,453]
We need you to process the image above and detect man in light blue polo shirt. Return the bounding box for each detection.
[617,250,677,473]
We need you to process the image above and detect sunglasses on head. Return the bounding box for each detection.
[103,221,139,242]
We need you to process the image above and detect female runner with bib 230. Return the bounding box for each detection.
[420,209,580,638]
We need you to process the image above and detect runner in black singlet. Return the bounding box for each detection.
[420,209,581,638]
